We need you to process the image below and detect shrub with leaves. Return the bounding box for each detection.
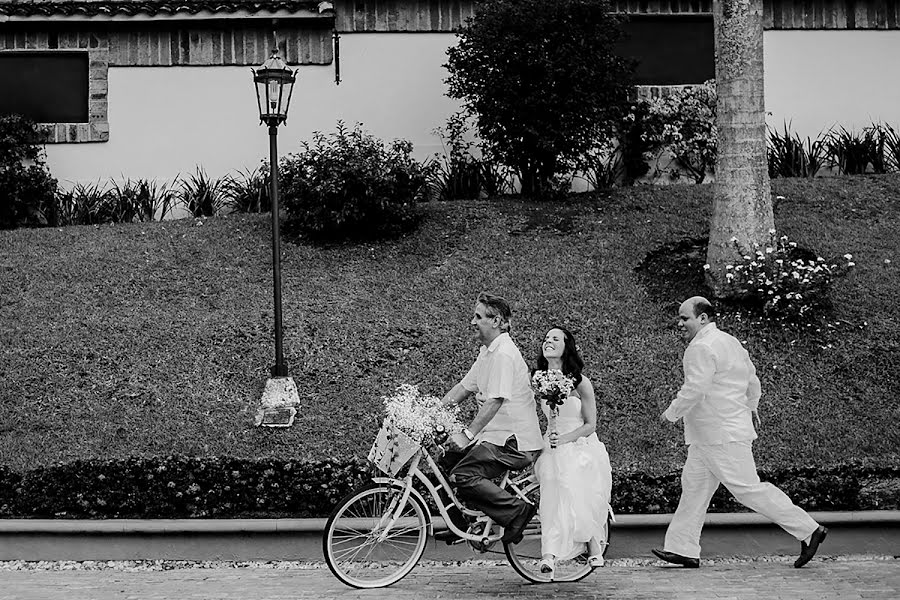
[713,228,855,320]
[827,125,885,175]
[0,114,57,229]
[178,167,230,218]
[279,122,430,241]
[224,165,271,213]
[444,0,634,198]
[767,122,830,179]
[643,81,717,184]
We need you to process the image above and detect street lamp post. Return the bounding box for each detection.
[253,47,296,378]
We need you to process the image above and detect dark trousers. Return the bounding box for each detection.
[441,436,538,527]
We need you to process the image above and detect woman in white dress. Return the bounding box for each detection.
[533,326,613,576]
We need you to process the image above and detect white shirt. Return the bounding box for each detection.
[461,332,543,451]
[664,323,761,445]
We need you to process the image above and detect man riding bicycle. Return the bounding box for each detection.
[436,292,544,546]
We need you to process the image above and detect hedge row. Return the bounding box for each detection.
[0,457,898,519]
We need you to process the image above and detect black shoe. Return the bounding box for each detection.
[502,502,538,545]
[794,526,828,568]
[652,548,700,568]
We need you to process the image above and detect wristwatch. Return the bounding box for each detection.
[462,428,475,442]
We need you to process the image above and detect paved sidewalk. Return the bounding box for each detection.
[1,556,898,600]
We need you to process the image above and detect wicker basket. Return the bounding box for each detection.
[367,421,421,476]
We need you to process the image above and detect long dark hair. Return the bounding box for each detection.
[534,325,584,387]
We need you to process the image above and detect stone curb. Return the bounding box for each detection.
[1,510,897,534]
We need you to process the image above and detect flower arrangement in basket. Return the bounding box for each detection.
[531,370,575,449]
[367,384,462,476]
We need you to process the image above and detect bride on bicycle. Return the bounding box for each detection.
[533,325,614,577]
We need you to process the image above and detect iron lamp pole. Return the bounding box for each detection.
[253,48,297,378]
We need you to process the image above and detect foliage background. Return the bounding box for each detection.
[1,176,899,478]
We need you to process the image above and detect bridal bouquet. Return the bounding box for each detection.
[532,370,575,449]
[368,383,461,475]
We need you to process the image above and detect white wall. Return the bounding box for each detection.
[764,30,900,139]
[43,29,900,185]
[44,33,462,186]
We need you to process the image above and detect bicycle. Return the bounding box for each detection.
[322,421,611,588]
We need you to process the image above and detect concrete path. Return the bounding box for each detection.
[1,556,898,600]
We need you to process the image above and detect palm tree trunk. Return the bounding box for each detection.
[706,0,774,296]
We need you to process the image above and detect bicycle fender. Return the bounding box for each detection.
[371,476,434,534]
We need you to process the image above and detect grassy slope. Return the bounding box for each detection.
[1,175,898,475]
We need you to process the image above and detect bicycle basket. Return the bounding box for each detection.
[367,421,420,476]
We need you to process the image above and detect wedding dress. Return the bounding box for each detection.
[534,392,613,560]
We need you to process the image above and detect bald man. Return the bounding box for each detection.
[652,296,827,569]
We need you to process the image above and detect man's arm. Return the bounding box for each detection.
[746,353,762,430]
[662,344,716,422]
[442,382,472,408]
[446,396,504,450]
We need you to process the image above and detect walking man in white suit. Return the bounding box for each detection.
[653,296,828,569]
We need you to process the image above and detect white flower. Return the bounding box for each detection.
[848,261,855,267]
[726,265,734,270]
[383,384,461,442]
[725,273,734,280]
[789,241,797,247]
[775,259,783,265]
[703,264,710,270]
[768,228,776,235]
[765,247,773,254]
[844,253,853,260]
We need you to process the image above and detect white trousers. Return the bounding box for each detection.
[663,440,819,559]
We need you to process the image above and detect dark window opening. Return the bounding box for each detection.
[0,51,90,123]
[617,15,715,86]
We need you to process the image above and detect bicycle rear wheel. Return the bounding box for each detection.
[504,483,597,583]
[323,482,429,588]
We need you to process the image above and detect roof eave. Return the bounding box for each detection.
[0,7,334,23]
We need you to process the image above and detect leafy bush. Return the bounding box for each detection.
[279,122,430,241]
[827,126,884,175]
[618,101,655,185]
[429,112,483,201]
[1,456,896,518]
[224,165,271,213]
[643,81,717,184]
[716,228,855,320]
[882,123,900,173]
[0,114,57,229]
[767,122,830,179]
[445,0,634,198]
[108,178,178,223]
[47,181,110,226]
[178,167,230,218]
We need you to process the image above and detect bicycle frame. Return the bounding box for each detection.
[372,445,536,546]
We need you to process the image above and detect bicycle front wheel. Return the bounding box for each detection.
[504,483,595,583]
[323,483,429,588]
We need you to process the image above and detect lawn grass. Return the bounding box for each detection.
[1,175,899,477]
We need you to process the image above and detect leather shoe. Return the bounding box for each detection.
[794,526,828,568]
[502,502,538,545]
[652,548,700,568]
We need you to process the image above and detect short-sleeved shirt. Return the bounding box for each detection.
[461,332,543,451]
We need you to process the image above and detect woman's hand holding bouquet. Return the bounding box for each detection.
[531,370,574,449]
